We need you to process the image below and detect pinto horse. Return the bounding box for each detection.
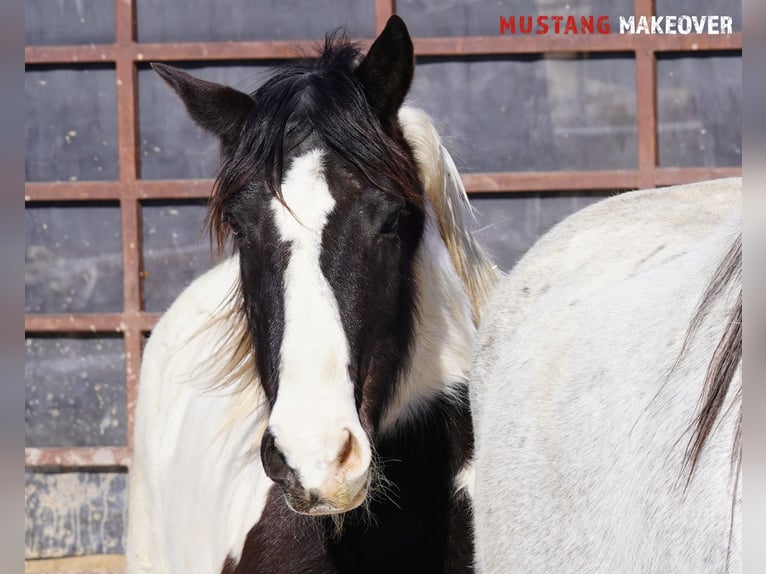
[471,178,742,572]
[127,17,497,573]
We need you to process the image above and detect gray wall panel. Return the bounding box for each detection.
[25,67,119,182]
[657,54,742,167]
[26,472,126,559]
[136,0,375,42]
[408,55,637,173]
[25,204,123,314]
[142,202,218,312]
[26,337,126,448]
[26,0,115,45]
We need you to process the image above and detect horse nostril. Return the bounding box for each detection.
[336,429,358,469]
[260,429,291,484]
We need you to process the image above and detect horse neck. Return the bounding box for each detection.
[377,201,485,434]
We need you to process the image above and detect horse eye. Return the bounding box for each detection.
[225,214,241,236]
[380,210,400,235]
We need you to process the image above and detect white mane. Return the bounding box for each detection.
[398,106,499,323]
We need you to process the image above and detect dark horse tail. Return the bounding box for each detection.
[674,232,741,569]
[681,233,742,483]
[684,232,742,571]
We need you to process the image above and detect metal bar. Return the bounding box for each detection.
[135,312,161,331]
[635,49,657,188]
[120,198,143,314]
[25,179,212,201]
[116,76,138,180]
[26,32,742,65]
[115,0,136,45]
[136,179,213,199]
[462,170,640,192]
[25,44,118,64]
[24,181,126,202]
[654,166,741,186]
[124,329,141,452]
[119,197,144,456]
[24,166,742,203]
[119,197,143,457]
[25,446,131,468]
[25,313,161,332]
[25,314,127,333]
[413,33,741,56]
[634,0,657,189]
[133,39,347,62]
[114,0,142,317]
[375,0,396,33]
[114,0,144,459]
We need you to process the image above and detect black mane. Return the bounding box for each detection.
[209,33,423,251]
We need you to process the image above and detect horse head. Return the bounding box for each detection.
[153,17,427,516]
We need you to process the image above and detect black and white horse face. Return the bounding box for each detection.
[154,17,423,515]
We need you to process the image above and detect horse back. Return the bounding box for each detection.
[471,178,742,573]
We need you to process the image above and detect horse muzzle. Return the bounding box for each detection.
[261,426,373,515]
[282,471,372,515]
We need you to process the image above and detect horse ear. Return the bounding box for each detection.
[355,15,414,128]
[151,63,253,149]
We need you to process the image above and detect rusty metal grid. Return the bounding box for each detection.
[24,0,742,469]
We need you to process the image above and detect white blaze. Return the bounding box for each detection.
[268,149,371,492]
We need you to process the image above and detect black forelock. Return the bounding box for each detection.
[208,32,423,252]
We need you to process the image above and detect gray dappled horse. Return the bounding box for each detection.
[471,178,742,573]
